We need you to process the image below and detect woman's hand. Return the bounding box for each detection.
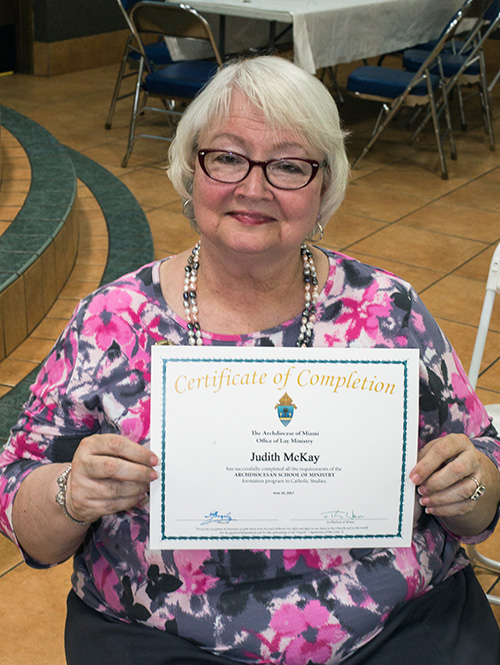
[66,434,158,524]
[410,433,500,537]
[12,434,158,565]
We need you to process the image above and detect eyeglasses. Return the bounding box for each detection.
[197,149,324,190]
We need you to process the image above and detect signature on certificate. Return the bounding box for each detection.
[201,510,234,525]
[321,509,364,521]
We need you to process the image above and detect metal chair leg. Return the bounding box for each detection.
[479,50,495,150]
[489,66,500,93]
[456,83,467,131]
[121,59,145,168]
[351,101,402,170]
[467,545,500,606]
[106,36,134,130]
[439,77,457,160]
[426,76,450,179]
[319,66,345,105]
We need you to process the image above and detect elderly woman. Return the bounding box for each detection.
[1,56,499,665]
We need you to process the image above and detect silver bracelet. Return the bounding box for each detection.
[55,464,90,526]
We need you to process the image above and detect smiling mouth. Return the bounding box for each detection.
[230,211,275,225]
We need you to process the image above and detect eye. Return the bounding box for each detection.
[272,159,308,175]
[212,152,247,166]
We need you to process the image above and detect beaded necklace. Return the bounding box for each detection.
[183,241,319,347]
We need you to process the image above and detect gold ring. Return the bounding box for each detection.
[469,476,486,501]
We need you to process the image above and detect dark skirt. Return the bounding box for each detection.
[65,565,500,665]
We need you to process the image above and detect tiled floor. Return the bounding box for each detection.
[1,48,500,663]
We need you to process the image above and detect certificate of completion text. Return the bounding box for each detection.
[150,346,419,549]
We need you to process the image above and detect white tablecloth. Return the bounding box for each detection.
[169,0,465,73]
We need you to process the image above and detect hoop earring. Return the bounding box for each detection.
[315,221,324,241]
[182,199,194,220]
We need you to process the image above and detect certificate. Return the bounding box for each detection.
[150,346,419,549]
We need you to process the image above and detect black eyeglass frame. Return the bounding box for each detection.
[197,149,324,190]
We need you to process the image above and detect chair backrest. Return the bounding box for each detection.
[468,242,500,390]
[484,0,500,22]
[403,0,478,84]
[454,0,500,54]
[439,0,500,93]
[433,0,486,52]
[115,0,137,34]
[129,1,222,66]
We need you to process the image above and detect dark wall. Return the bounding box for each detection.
[33,0,125,43]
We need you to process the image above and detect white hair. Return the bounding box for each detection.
[167,55,349,224]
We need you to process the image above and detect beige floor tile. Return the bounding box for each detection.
[77,233,110,254]
[454,244,498,282]
[321,211,388,250]
[77,196,102,212]
[0,206,21,221]
[31,318,69,342]
[434,318,500,375]
[47,299,81,319]
[0,191,28,207]
[120,166,181,210]
[77,210,109,235]
[77,213,108,241]
[477,359,500,394]
[7,166,31,180]
[0,358,38,388]
[475,387,500,406]
[68,263,106,283]
[0,536,23,575]
[355,165,470,200]
[339,250,445,292]
[421,275,500,330]
[348,225,486,274]
[0,179,31,193]
[341,180,430,223]
[475,527,500,562]
[400,200,500,244]
[76,248,109,266]
[9,337,56,363]
[147,203,200,257]
[0,559,72,665]
[443,167,500,214]
[58,280,101,300]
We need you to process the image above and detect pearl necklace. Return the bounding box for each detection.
[183,242,319,347]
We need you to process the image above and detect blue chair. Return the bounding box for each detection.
[402,0,500,145]
[346,0,479,179]
[410,0,500,56]
[121,2,222,167]
[105,0,173,130]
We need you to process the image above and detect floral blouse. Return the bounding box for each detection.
[1,248,499,664]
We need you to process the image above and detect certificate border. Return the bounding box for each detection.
[159,357,411,545]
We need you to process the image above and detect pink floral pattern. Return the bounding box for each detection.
[1,249,499,664]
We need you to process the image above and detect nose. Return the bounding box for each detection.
[234,163,273,198]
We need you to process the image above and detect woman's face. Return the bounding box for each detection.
[191,92,325,260]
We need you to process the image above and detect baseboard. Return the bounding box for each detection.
[33,29,128,76]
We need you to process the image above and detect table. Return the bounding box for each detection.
[169,0,464,74]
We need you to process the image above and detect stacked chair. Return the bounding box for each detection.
[346,0,488,179]
[403,0,500,150]
[105,0,173,130]
[467,241,500,607]
[121,1,222,167]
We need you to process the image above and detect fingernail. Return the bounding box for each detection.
[410,472,420,485]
